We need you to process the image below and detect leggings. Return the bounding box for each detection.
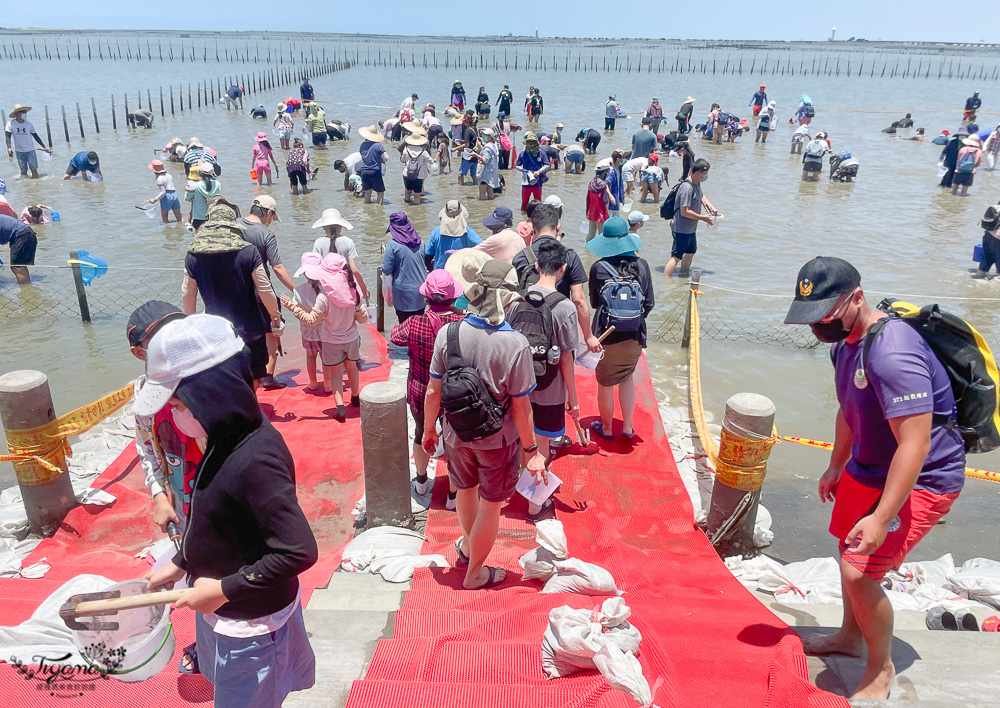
[521,185,542,211]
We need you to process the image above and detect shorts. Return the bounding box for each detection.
[803,161,822,173]
[532,402,566,438]
[192,218,207,231]
[622,166,636,183]
[195,603,315,708]
[753,105,763,116]
[792,135,808,144]
[278,128,292,140]
[65,165,87,177]
[9,227,37,266]
[246,337,269,379]
[979,231,1000,272]
[403,176,424,193]
[641,174,661,185]
[799,116,813,126]
[256,162,272,176]
[444,437,520,503]
[321,337,361,366]
[15,150,38,172]
[596,339,642,387]
[361,169,385,193]
[566,151,585,165]
[830,470,960,581]
[670,231,697,259]
[411,406,425,446]
[952,171,974,187]
[160,190,181,211]
[288,169,308,187]
[311,132,327,146]
[459,158,478,177]
[302,338,323,357]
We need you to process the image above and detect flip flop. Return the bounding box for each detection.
[590,420,614,441]
[454,539,469,566]
[468,566,505,590]
[177,643,199,675]
[525,499,555,524]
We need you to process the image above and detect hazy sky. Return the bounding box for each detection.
[6,2,1000,43]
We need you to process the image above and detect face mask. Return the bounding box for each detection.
[171,405,207,439]
[700,174,709,182]
[810,319,852,343]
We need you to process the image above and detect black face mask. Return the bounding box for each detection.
[810,319,852,343]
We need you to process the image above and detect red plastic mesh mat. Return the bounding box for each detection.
[348,355,848,708]
[0,326,389,706]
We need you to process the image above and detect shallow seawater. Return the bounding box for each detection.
[3,35,1000,561]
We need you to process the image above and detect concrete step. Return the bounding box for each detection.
[282,639,378,708]
[318,570,411,594]
[751,589,931,631]
[303,609,395,643]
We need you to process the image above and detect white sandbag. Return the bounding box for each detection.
[535,519,568,559]
[541,598,641,678]
[594,644,658,707]
[340,526,426,573]
[542,558,621,595]
[368,554,448,583]
[948,558,1000,609]
[520,547,561,581]
[753,504,773,548]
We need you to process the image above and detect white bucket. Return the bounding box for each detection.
[936,163,948,178]
[622,198,633,212]
[71,579,176,683]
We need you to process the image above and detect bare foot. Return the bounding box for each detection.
[851,661,894,700]
[463,566,506,590]
[304,383,322,392]
[800,631,864,657]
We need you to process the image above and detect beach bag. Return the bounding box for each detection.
[803,140,826,159]
[957,150,977,174]
[596,261,643,334]
[803,104,815,118]
[439,322,507,442]
[499,133,513,151]
[659,179,689,221]
[864,301,1000,453]
[981,204,1000,231]
[507,289,567,391]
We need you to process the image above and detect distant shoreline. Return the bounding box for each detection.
[2,29,999,54]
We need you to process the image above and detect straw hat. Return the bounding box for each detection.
[444,248,491,292]
[403,121,427,136]
[404,134,428,146]
[358,125,385,142]
[188,137,204,148]
[963,135,982,147]
[450,116,465,126]
[8,105,31,118]
[311,208,354,230]
[166,137,183,147]
[277,102,287,112]
[555,122,565,129]
[683,97,695,104]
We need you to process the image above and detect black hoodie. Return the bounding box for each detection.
[171,350,318,619]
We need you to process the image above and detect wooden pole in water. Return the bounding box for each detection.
[111,95,117,130]
[44,105,52,147]
[159,87,164,117]
[75,103,85,139]
[61,105,70,143]
[170,86,175,115]
[90,97,100,133]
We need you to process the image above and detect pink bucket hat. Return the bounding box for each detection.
[419,269,463,302]
[294,252,323,279]
[255,132,268,142]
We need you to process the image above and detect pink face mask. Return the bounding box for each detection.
[171,405,207,439]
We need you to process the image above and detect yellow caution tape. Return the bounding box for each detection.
[688,292,718,465]
[1,383,134,486]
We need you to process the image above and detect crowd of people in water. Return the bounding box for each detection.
[1,75,997,706]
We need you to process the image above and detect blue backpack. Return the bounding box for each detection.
[957,150,978,174]
[596,261,644,334]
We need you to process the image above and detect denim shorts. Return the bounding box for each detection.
[15,150,38,172]
[159,190,181,211]
[566,151,585,164]
[459,158,478,177]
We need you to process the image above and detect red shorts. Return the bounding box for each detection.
[829,470,959,580]
[753,105,762,116]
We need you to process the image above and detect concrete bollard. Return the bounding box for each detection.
[0,371,78,536]
[359,381,413,529]
[706,392,776,559]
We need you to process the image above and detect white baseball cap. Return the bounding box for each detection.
[543,194,564,209]
[627,210,649,225]
[133,314,245,416]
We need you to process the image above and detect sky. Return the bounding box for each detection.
[4,2,1000,44]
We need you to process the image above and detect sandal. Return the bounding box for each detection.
[590,420,614,441]
[454,539,469,566]
[177,643,200,675]
[525,499,555,524]
[468,566,505,590]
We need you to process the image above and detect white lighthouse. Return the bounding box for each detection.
[830,27,837,41]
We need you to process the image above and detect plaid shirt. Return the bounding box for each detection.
[391,309,464,415]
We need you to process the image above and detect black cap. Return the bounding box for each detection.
[784,257,861,325]
[127,300,185,346]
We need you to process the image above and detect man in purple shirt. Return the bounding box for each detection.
[784,256,964,701]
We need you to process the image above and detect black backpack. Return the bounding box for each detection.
[863,300,1000,454]
[983,205,1000,232]
[803,104,816,118]
[439,322,508,443]
[660,179,689,221]
[516,246,541,291]
[595,261,644,334]
[507,289,567,391]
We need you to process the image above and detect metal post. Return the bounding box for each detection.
[69,250,91,323]
[359,381,414,529]
[681,268,701,349]
[0,371,79,537]
[706,393,776,559]
[376,267,385,332]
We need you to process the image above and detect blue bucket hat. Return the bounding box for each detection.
[586,217,641,258]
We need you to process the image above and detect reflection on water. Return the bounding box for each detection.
[3,35,1000,560]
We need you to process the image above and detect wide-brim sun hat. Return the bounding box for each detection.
[964,136,982,147]
[358,125,385,142]
[586,217,642,258]
[8,105,31,118]
[133,314,246,417]
[450,116,465,126]
[684,97,695,104]
[148,160,167,174]
[444,248,491,292]
[255,132,268,142]
[311,208,353,230]
[405,134,428,146]
[402,121,426,135]
[439,200,469,237]
[188,137,203,148]
[277,102,287,111]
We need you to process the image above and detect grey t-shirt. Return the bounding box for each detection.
[312,234,358,262]
[518,285,580,406]
[672,180,703,235]
[238,218,282,278]
[429,319,535,449]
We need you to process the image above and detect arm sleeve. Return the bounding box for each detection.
[290,293,327,325]
[641,260,655,316]
[467,227,483,246]
[252,262,279,320]
[588,265,601,309]
[219,451,318,603]
[32,132,46,148]
[134,398,168,498]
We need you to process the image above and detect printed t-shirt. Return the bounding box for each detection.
[5,120,38,152]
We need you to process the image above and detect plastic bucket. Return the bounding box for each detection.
[580,220,590,234]
[622,199,633,212]
[974,244,985,263]
[250,169,258,181]
[70,579,175,683]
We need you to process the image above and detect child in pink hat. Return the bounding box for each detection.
[251,132,279,186]
[282,253,369,418]
[286,252,326,392]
